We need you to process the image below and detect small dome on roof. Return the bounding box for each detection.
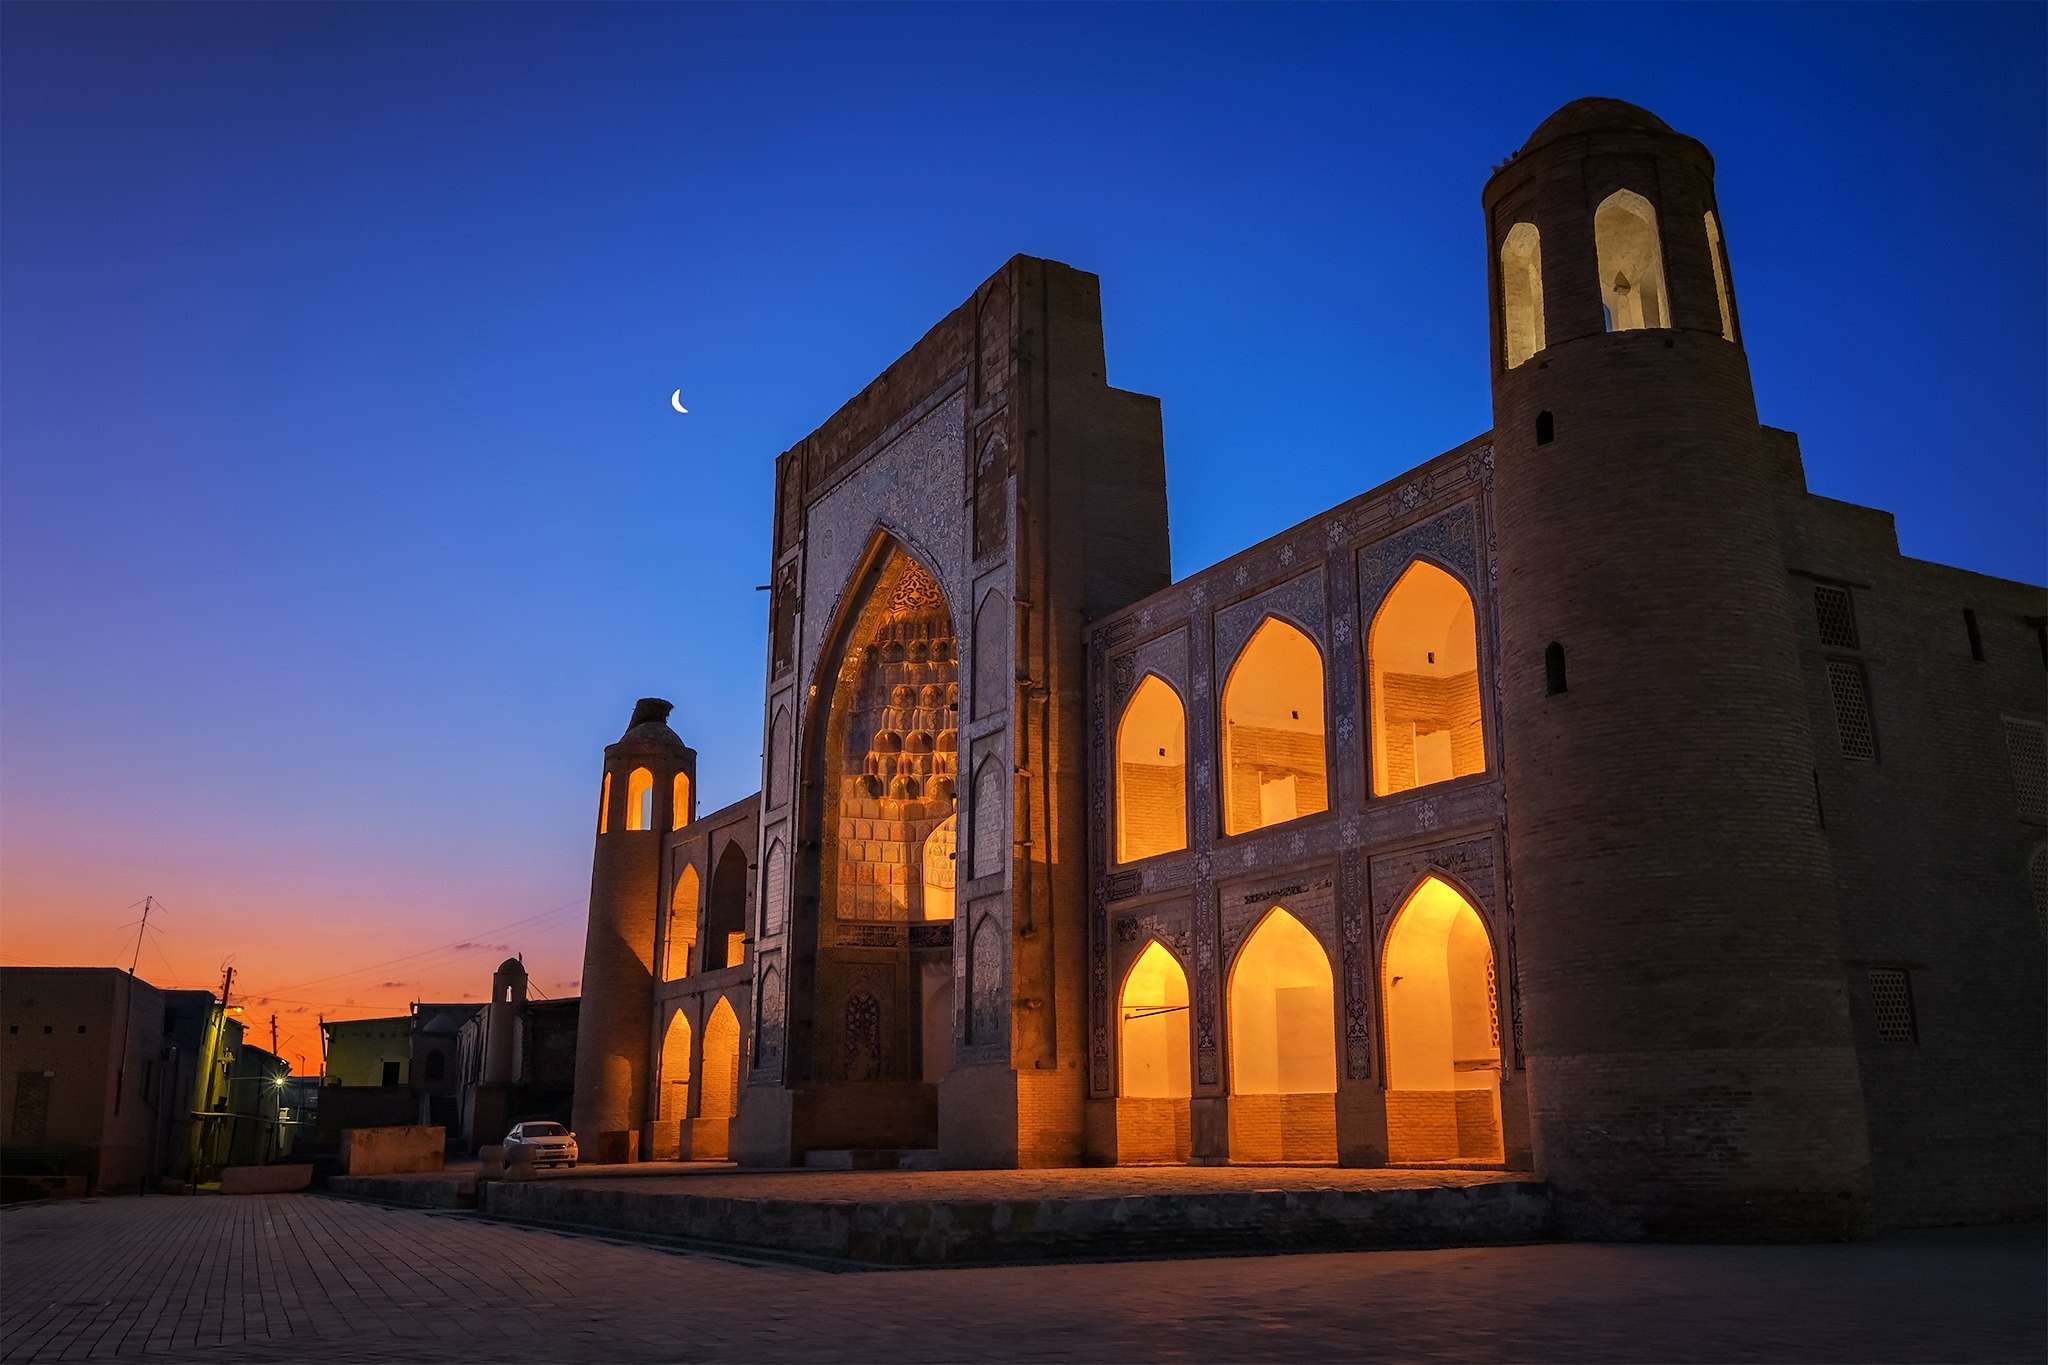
[1522,98,1672,153]
[496,957,525,978]
[617,696,689,749]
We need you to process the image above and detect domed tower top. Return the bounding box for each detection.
[1484,97,1740,375]
[596,697,700,836]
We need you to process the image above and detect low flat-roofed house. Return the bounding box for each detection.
[2,967,184,1194]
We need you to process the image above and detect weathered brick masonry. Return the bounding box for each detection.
[576,97,2044,1240]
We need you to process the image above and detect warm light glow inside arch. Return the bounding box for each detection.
[1120,940,1191,1098]
[1595,188,1669,331]
[1382,876,1502,1162]
[1705,210,1735,342]
[1220,619,1328,836]
[1370,561,1484,797]
[701,997,741,1121]
[1227,907,1336,1095]
[626,767,654,831]
[1116,675,1187,862]
[657,1009,692,1125]
[1501,221,1545,368]
[667,864,700,980]
[672,771,693,830]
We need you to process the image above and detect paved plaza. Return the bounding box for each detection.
[2,1193,2041,1363]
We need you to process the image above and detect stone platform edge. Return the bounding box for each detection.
[327,1176,1556,1266]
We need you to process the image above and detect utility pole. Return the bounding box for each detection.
[269,1013,279,1057]
[114,896,155,1122]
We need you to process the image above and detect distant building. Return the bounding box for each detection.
[410,1002,480,1131]
[321,1015,412,1087]
[455,958,579,1149]
[0,966,255,1193]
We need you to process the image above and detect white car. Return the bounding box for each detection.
[503,1121,578,1169]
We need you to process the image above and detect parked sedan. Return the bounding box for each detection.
[503,1121,578,1169]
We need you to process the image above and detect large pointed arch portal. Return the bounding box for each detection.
[788,536,958,1153]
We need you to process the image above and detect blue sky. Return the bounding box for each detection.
[2,3,2041,1054]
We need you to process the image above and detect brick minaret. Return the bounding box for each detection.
[570,698,696,1163]
[1485,98,1873,1237]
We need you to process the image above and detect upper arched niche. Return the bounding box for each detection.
[1370,561,1485,796]
[1219,618,1328,836]
[1500,222,1545,369]
[1116,675,1187,862]
[1595,189,1669,332]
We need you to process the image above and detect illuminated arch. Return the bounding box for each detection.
[1500,221,1545,368]
[700,997,741,1121]
[1220,618,1328,836]
[667,863,700,979]
[1227,907,1337,1096]
[1370,560,1485,796]
[1382,875,1503,1162]
[625,767,654,831]
[1595,188,1668,331]
[1120,940,1190,1098]
[920,814,957,921]
[1116,674,1188,861]
[705,842,748,971]
[597,771,611,835]
[657,1009,692,1128]
[1704,210,1736,342]
[671,771,693,830]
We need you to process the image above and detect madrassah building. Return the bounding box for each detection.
[571,98,2046,1238]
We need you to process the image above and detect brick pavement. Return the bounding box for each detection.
[2,1194,2041,1363]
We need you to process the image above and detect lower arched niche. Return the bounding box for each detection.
[1382,876,1503,1163]
[650,1009,692,1160]
[1225,907,1337,1163]
[1116,940,1191,1163]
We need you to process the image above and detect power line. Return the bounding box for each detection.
[257,897,583,997]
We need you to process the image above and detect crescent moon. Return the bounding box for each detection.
[670,390,688,414]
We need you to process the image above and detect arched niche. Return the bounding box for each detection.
[1220,618,1328,836]
[1116,675,1188,862]
[766,706,790,810]
[667,864,700,980]
[625,767,655,832]
[1705,210,1736,342]
[705,843,748,971]
[1370,560,1485,796]
[597,771,612,835]
[1500,221,1545,368]
[657,1010,692,1127]
[1226,906,1337,1163]
[1116,939,1191,1164]
[1381,876,1502,1163]
[672,771,693,830]
[761,840,788,937]
[701,997,741,1121]
[1595,188,1669,331]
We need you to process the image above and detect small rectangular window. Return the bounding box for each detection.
[1868,968,1917,1044]
[1814,585,1858,650]
[1826,661,1877,761]
[1963,608,1984,661]
[2005,718,2047,822]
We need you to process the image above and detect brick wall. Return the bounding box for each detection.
[1386,1089,1503,1163]
[1375,671,1483,790]
[1118,763,1187,860]
[1227,1093,1338,1163]
[1115,1097,1192,1163]
[1223,727,1328,832]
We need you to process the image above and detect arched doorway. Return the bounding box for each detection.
[1227,907,1337,1162]
[1382,877,1502,1163]
[654,1010,692,1159]
[1118,940,1190,1162]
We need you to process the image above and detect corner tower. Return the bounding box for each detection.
[1485,99,1873,1236]
[571,698,697,1163]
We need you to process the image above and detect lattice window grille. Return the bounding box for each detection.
[2004,719,2047,822]
[1485,959,1500,1052]
[2029,847,2048,938]
[1868,969,1917,1044]
[1814,584,1859,650]
[1826,661,1876,761]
